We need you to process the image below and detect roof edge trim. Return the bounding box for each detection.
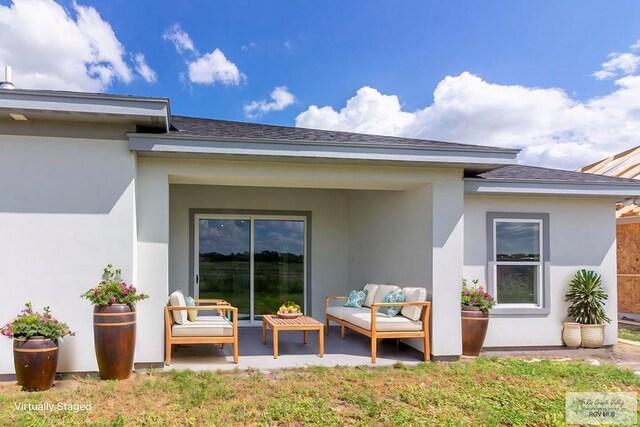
[128,132,521,156]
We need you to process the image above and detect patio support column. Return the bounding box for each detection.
[135,159,170,364]
[430,173,464,358]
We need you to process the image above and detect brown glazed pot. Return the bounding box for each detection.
[94,304,136,380]
[13,336,59,391]
[461,306,490,356]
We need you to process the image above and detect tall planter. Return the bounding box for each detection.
[94,304,136,380]
[461,306,489,356]
[562,322,582,347]
[581,324,605,348]
[13,337,59,391]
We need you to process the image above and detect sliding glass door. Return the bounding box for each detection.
[196,218,251,320]
[195,215,306,324]
[253,219,305,317]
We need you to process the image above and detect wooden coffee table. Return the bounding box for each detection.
[262,315,324,359]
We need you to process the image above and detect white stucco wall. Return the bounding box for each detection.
[168,184,350,319]
[0,121,622,375]
[346,168,464,357]
[0,131,136,375]
[347,187,432,290]
[463,194,618,347]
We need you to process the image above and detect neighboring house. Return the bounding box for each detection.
[1,87,639,375]
[579,148,640,319]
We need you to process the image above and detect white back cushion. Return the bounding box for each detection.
[169,291,188,325]
[362,283,379,307]
[373,284,401,305]
[401,287,427,321]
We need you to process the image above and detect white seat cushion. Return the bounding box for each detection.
[326,306,370,321]
[401,287,428,321]
[362,284,379,307]
[343,311,422,332]
[169,291,187,325]
[372,284,401,305]
[171,315,233,337]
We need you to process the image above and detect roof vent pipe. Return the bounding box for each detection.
[0,66,16,89]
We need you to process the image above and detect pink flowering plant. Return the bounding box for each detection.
[461,279,496,313]
[81,264,149,307]
[1,302,74,342]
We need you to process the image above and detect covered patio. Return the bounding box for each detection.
[131,119,508,364]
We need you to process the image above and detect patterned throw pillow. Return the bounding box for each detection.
[184,296,198,322]
[343,289,368,308]
[378,291,405,317]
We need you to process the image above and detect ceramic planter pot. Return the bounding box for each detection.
[461,306,489,356]
[562,322,582,347]
[93,304,136,380]
[581,324,605,348]
[13,336,59,391]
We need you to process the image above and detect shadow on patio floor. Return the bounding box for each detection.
[165,326,425,371]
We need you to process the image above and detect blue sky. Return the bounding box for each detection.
[1,0,640,169]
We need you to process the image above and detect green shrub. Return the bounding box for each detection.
[564,269,610,324]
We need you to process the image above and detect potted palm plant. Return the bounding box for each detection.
[564,269,611,348]
[81,264,148,380]
[1,303,74,391]
[461,279,496,356]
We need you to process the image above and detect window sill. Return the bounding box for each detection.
[490,305,550,317]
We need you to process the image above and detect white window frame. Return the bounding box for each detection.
[486,212,550,316]
[194,214,307,326]
[492,218,543,308]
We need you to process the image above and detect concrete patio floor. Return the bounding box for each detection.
[164,326,425,371]
[163,326,640,373]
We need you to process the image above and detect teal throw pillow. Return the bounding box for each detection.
[378,291,405,317]
[184,296,198,321]
[343,289,368,308]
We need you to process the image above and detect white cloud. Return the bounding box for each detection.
[187,49,243,86]
[241,42,256,51]
[284,40,292,49]
[162,23,196,54]
[632,39,640,51]
[593,52,640,80]
[0,0,156,91]
[296,86,415,135]
[133,53,157,83]
[244,86,296,118]
[296,70,640,170]
[163,22,243,86]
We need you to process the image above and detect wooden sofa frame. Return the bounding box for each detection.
[325,296,431,363]
[164,299,238,365]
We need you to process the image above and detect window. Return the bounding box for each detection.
[487,213,550,315]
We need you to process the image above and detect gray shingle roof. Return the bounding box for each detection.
[169,115,515,152]
[472,165,640,185]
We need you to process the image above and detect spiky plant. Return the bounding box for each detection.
[564,269,611,324]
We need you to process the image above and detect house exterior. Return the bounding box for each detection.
[1,88,639,374]
[579,148,640,317]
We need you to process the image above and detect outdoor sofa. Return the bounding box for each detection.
[326,284,431,363]
[164,291,239,365]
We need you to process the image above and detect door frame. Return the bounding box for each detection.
[189,209,312,323]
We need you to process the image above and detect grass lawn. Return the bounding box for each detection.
[0,358,638,426]
[619,328,640,342]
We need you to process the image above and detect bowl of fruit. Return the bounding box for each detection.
[277,301,302,318]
